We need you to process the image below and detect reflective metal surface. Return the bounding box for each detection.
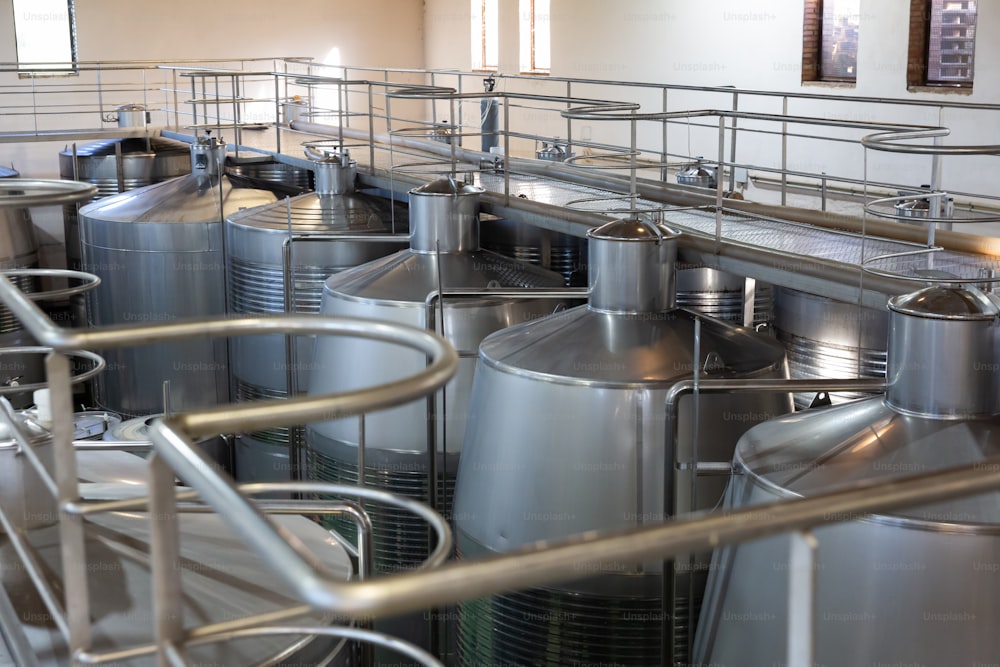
[675,158,717,189]
[886,286,999,418]
[586,216,678,313]
[773,286,888,408]
[59,136,191,271]
[80,141,275,417]
[676,267,773,326]
[695,285,1000,667]
[305,180,564,661]
[13,507,353,667]
[453,223,791,666]
[480,217,586,286]
[227,149,408,485]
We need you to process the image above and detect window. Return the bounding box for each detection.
[802,0,859,83]
[908,0,977,89]
[12,0,77,76]
[472,0,499,72]
[519,0,550,74]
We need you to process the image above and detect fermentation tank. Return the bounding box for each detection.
[225,155,313,196]
[59,136,191,271]
[480,217,586,286]
[453,216,792,666]
[227,146,408,484]
[305,177,565,571]
[676,267,772,326]
[304,177,565,662]
[695,284,1000,666]
[0,167,43,406]
[773,286,888,408]
[80,133,275,417]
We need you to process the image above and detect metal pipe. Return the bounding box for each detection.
[302,121,1000,257]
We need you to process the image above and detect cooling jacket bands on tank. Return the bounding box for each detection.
[695,284,1000,667]
[304,176,567,664]
[226,147,408,487]
[452,215,792,667]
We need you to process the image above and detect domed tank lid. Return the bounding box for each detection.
[886,285,999,419]
[889,285,998,320]
[586,216,678,242]
[586,215,680,313]
[0,166,19,179]
[305,144,357,196]
[408,176,485,253]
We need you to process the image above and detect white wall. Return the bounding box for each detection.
[423,0,1000,218]
[0,0,425,263]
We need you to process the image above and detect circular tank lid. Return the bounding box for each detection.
[586,216,680,242]
[0,166,19,179]
[888,285,998,320]
[411,176,484,196]
[116,103,146,112]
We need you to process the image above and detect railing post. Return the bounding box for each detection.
[48,351,92,659]
[728,90,739,193]
[781,95,789,206]
[149,451,185,667]
[787,530,818,667]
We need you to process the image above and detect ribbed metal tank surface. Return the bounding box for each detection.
[0,167,42,405]
[453,216,792,666]
[773,286,888,408]
[59,136,191,271]
[226,148,408,485]
[304,177,567,664]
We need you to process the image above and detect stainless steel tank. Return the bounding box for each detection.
[0,167,43,406]
[695,284,1000,667]
[480,216,586,286]
[304,177,566,662]
[676,157,717,189]
[305,177,565,572]
[103,413,231,475]
[59,136,191,271]
[453,216,792,667]
[535,141,573,161]
[227,147,408,484]
[677,266,772,326]
[79,133,276,418]
[773,286,888,408]
[225,155,314,196]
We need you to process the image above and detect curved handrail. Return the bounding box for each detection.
[861,128,1000,155]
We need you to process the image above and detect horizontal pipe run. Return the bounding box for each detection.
[302,121,1000,257]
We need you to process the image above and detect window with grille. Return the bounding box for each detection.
[471,0,499,72]
[11,0,77,77]
[802,0,860,84]
[925,0,977,86]
[519,0,550,74]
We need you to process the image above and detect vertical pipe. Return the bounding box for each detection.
[787,531,818,667]
[715,117,725,251]
[728,91,739,193]
[274,75,282,154]
[171,69,180,132]
[47,352,91,654]
[661,87,669,181]
[630,112,638,210]
[503,96,510,202]
[566,81,573,155]
[821,172,828,211]
[368,84,376,171]
[114,140,125,194]
[232,74,241,157]
[742,277,756,328]
[282,201,300,484]
[781,96,789,206]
